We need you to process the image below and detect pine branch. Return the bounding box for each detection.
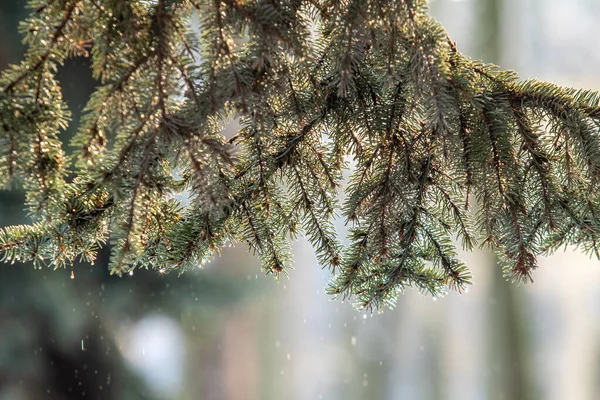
[3,0,600,311]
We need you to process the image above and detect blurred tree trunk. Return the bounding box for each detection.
[475,1,530,399]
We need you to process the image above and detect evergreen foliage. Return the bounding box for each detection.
[2,0,600,310]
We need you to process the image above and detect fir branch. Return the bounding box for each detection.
[3,0,600,311]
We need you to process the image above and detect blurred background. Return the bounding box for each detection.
[2,0,600,399]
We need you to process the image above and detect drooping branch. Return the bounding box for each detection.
[2,0,600,311]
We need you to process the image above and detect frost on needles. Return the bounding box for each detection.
[2,0,600,310]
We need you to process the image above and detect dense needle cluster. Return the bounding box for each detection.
[2,0,600,310]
